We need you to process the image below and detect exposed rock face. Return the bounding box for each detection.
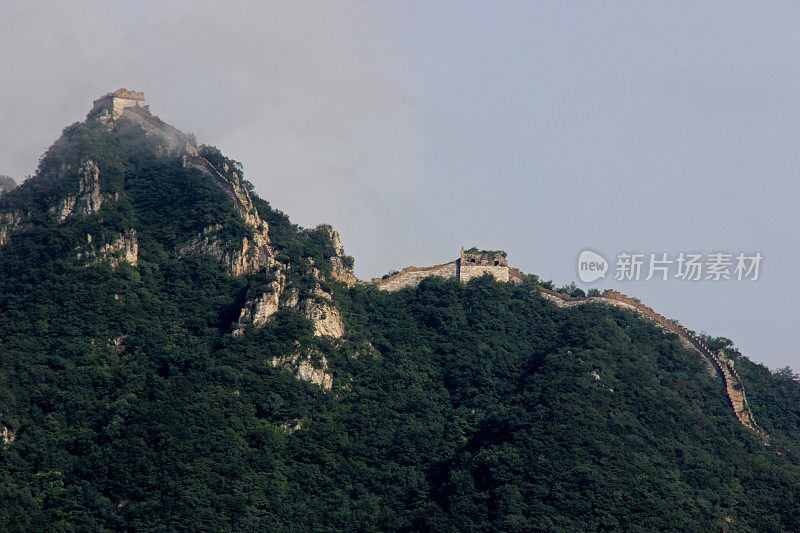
[180,225,274,277]
[0,211,23,247]
[4,152,116,253]
[50,160,112,222]
[330,257,356,286]
[301,297,345,338]
[1,423,15,448]
[232,244,346,337]
[85,91,349,340]
[236,272,286,332]
[76,229,139,268]
[230,234,272,277]
[284,287,299,309]
[278,419,304,433]
[270,345,333,390]
[235,275,345,339]
[179,154,274,276]
[251,287,281,327]
[180,225,226,263]
[97,230,139,268]
[317,225,357,286]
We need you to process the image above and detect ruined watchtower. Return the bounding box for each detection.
[90,88,147,120]
[458,247,510,282]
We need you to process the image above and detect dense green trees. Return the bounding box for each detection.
[0,116,798,531]
[335,278,800,531]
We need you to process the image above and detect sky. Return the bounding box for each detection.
[1,1,798,370]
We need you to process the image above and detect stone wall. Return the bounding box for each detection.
[375,248,512,291]
[538,286,770,445]
[459,264,510,283]
[458,249,510,283]
[91,88,147,119]
[376,261,458,291]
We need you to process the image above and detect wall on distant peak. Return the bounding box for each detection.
[91,88,147,119]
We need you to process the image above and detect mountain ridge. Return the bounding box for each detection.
[0,89,798,531]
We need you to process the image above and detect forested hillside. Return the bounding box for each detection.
[0,103,798,532]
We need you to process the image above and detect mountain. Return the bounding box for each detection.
[0,90,798,532]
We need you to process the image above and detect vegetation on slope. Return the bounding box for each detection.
[0,115,798,531]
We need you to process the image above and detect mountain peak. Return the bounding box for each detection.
[86,88,200,161]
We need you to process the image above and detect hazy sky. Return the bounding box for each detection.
[1,1,798,370]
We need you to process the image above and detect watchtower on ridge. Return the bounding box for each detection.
[458,247,510,282]
[91,88,147,120]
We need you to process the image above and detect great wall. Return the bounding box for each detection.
[373,248,509,291]
[91,88,147,120]
[88,89,769,445]
[538,287,769,445]
[373,247,769,444]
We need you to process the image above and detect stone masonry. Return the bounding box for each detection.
[459,248,509,282]
[376,248,510,291]
[91,88,147,120]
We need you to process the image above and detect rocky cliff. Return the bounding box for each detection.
[0,90,353,391]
